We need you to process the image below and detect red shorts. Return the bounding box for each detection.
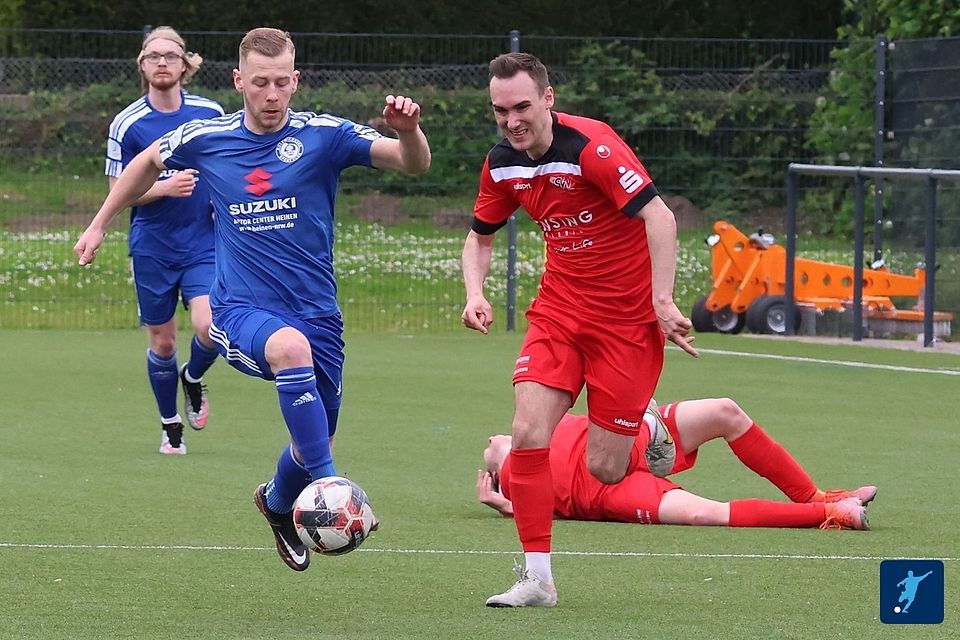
[568,402,699,523]
[515,299,665,436]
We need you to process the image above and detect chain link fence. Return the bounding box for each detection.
[5,29,930,333]
[880,37,960,334]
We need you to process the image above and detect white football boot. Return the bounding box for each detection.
[486,561,558,608]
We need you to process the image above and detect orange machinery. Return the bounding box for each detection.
[690,219,950,335]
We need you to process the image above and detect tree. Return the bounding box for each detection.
[15,0,843,38]
[806,0,960,235]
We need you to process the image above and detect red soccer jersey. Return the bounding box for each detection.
[473,111,659,323]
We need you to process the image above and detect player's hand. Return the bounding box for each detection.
[476,469,497,504]
[461,294,494,334]
[655,300,699,357]
[476,470,513,516]
[74,226,105,266]
[382,95,421,133]
[161,169,199,198]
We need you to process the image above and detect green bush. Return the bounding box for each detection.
[0,38,857,229]
[0,79,498,196]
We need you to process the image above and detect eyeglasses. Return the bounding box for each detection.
[142,52,183,64]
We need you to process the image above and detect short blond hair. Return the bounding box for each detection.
[137,26,202,92]
[238,27,295,64]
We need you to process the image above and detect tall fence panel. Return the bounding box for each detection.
[880,36,960,336]
[0,30,881,331]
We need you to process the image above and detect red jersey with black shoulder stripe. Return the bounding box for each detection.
[473,111,659,323]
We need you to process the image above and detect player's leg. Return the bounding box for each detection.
[252,444,314,571]
[658,490,730,525]
[264,325,337,481]
[669,398,750,452]
[586,425,635,484]
[701,399,821,503]
[487,312,579,608]
[582,319,665,483]
[146,320,186,454]
[486,381,569,608]
[672,398,876,505]
[660,490,867,529]
[179,260,218,430]
[133,256,186,454]
[729,497,867,529]
[207,307,324,570]
[261,314,355,568]
[902,592,914,612]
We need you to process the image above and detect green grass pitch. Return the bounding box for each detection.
[1,329,958,639]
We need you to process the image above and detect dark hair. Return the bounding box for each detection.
[488,53,550,94]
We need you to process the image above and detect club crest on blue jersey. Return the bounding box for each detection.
[276,137,304,163]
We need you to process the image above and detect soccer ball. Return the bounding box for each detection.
[292,476,377,556]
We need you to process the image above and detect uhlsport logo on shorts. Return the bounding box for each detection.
[879,559,944,624]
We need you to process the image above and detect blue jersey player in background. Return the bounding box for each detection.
[105,26,224,455]
[76,27,431,571]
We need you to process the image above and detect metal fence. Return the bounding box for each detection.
[2,29,956,336]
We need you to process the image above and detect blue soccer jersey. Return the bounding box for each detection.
[157,109,382,319]
[106,91,224,261]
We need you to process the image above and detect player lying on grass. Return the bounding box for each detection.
[478,397,876,530]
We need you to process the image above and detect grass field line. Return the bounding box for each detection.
[692,347,960,376]
[1,542,956,562]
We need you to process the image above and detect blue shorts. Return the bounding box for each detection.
[131,255,215,326]
[208,305,345,413]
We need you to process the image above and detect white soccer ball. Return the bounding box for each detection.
[293,476,377,556]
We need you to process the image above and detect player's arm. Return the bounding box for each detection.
[636,196,698,357]
[75,140,166,265]
[476,470,514,517]
[461,229,496,334]
[580,133,698,356]
[369,94,431,174]
[109,168,198,206]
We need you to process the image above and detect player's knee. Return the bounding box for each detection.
[149,333,177,356]
[193,316,212,337]
[511,418,551,449]
[715,397,752,437]
[266,329,312,369]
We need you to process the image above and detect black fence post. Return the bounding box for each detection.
[853,174,866,342]
[873,35,887,265]
[784,171,798,336]
[924,175,937,347]
[505,29,520,332]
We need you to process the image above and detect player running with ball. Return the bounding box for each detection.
[76,27,430,571]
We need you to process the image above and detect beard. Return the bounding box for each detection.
[147,72,181,91]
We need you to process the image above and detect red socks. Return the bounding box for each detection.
[728,424,819,503]
[507,448,554,553]
[729,499,826,528]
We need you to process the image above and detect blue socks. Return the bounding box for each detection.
[146,349,179,421]
[265,445,313,513]
[275,367,336,480]
[186,335,219,381]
